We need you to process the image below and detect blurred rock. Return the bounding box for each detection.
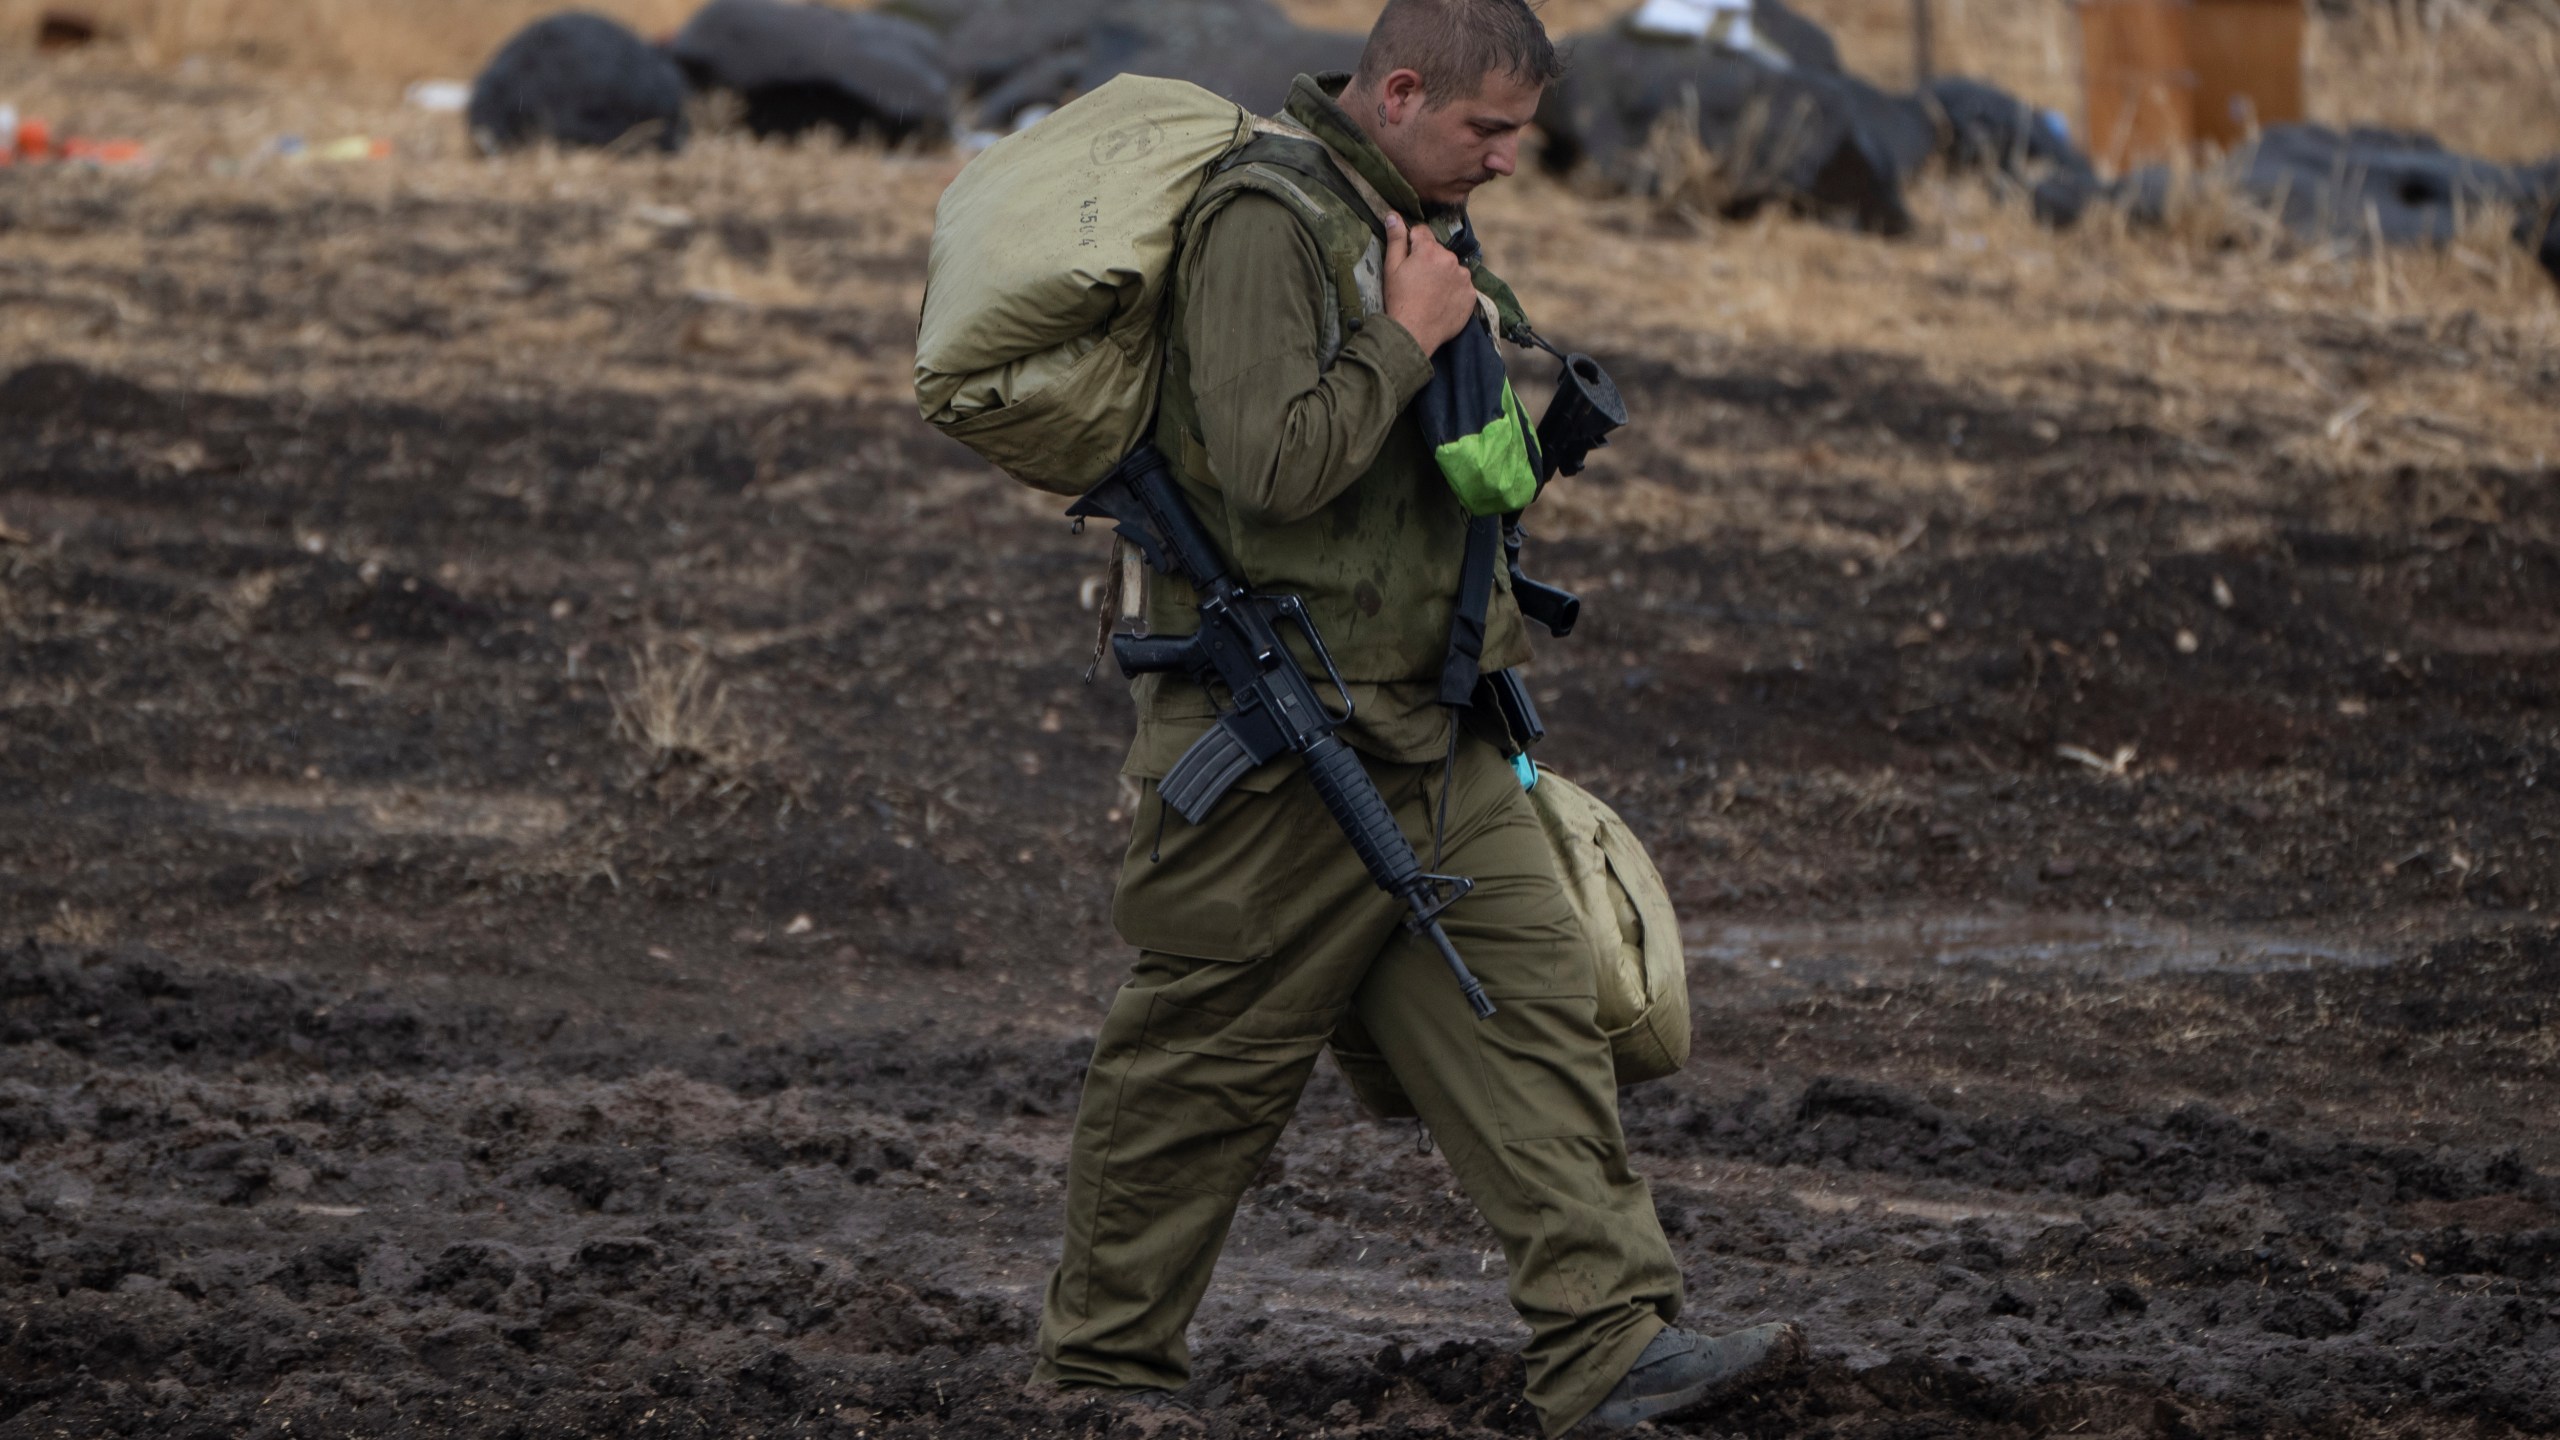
[2520,193,2560,285]
[467,12,689,155]
[1927,76,2101,226]
[1745,0,1839,70]
[922,0,1359,128]
[36,9,97,51]
[934,0,1118,94]
[673,0,952,142]
[2119,124,2550,245]
[877,0,986,33]
[1537,19,1931,234]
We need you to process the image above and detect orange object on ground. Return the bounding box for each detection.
[2078,0,2305,174]
[0,117,150,168]
[2189,0,2304,149]
[60,137,147,165]
[2079,0,2192,175]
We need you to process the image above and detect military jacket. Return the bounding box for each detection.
[1128,72,1536,774]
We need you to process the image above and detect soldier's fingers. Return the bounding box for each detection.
[1383,212,1410,269]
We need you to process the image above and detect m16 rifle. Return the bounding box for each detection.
[1507,327,1627,640]
[1069,445,1498,1020]
[1476,329,1629,750]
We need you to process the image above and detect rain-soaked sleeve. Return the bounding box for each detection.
[1179,193,1435,526]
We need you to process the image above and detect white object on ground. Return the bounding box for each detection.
[406,80,472,113]
[1629,0,1755,51]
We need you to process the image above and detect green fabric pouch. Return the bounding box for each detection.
[1417,320,1542,516]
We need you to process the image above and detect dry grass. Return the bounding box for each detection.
[0,7,2554,586]
[211,569,282,635]
[38,900,114,948]
[2309,0,2560,157]
[0,49,956,406]
[1467,139,2560,557]
[1619,83,1840,226]
[609,639,753,779]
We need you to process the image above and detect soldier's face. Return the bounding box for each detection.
[1372,69,1544,208]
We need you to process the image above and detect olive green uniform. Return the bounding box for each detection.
[1034,75,1684,1437]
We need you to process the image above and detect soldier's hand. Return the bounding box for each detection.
[1381,213,1478,357]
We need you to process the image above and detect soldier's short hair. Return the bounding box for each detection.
[1352,0,1565,105]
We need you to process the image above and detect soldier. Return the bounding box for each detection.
[1032,1,1804,1433]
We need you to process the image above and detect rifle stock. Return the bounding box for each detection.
[1499,336,1626,641]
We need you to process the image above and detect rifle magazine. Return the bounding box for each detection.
[1160,718,1258,824]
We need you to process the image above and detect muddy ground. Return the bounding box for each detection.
[4,92,2560,1440]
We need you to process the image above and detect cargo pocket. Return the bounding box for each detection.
[1109,782,1278,963]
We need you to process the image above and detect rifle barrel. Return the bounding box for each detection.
[1417,909,1497,1019]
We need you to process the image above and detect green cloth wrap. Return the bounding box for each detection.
[1419,320,1543,516]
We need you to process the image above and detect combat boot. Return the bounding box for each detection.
[1574,1322,1806,1433]
[1040,1383,1206,1437]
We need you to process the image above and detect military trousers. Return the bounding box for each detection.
[1034,730,1684,1436]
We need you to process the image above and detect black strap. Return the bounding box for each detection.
[1437,514,1500,707]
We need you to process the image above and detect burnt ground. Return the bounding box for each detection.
[2,151,2559,1440]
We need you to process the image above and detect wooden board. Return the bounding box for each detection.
[2079,0,2197,175]
[2190,0,2307,150]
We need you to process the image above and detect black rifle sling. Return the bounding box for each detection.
[1437,514,1501,707]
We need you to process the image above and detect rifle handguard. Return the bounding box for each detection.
[1301,736,1420,890]
[1302,737,1496,1019]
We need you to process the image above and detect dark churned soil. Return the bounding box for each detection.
[2,152,2557,1440]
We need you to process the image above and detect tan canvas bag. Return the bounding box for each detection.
[915,76,1259,494]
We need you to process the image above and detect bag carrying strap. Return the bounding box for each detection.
[1245,117,1397,235]
[1437,515,1501,707]
[1201,131,1381,361]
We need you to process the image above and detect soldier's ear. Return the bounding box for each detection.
[1378,68,1428,125]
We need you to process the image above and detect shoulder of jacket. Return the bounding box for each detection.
[1189,183,1321,242]
[1197,138,1379,252]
